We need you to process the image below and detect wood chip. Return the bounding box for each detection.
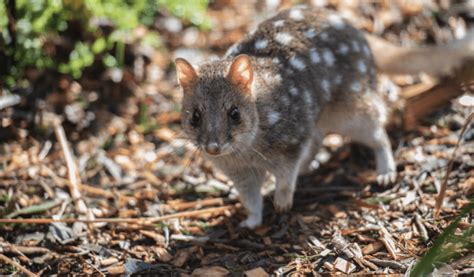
[172,246,198,267]
[191,266,229,277]
[362,241,385,255]
[334,257,356,274]
[107,264,125,275]
[100,257,118,266]
[379,227,399,260]
[140,230,166,246]
[244,267,269,277]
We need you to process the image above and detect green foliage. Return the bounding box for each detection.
[157,0,211,29]
[0,0,210,86]
[410,200,474,276]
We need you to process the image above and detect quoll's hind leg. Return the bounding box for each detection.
[299,129,324,175]
[225,167,266,229]
[355,126,396,185]
[344,104,397,186]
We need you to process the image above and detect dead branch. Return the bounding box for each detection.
[0,253,38,277]
[434,112,473,218]
[0,204,236,225]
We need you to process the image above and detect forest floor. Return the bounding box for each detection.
[1,1,473,276]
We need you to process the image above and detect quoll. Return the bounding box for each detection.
[175,6,474,228]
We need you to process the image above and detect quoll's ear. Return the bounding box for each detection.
[175,58,198,91]
[227,54,253,93]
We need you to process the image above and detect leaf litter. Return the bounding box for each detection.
[1,0,474,275]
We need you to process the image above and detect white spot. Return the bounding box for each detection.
[363,45,371,56]
[275,32,293,45]
[321,79,330,93]
[255,39,268,50]
[290,85,298,96]
[273,20,285,27]
[272,57,280,64]
[357,60,367,73]
[289,9,304,21]
[304,28,317,39]
[322,49,335,66]
[338,43,349,54]
[225,43,241,57]
[302,89,312,105]
[351,81,361,92]
[334,75,342,85]
[319,32,329,41]
[289,56,306,71]
[352,41,361,52]
[267,111,281,125]
[320,79,331,100]
[262,72,282,83]
[328,14,345,29]
[310,48,320,64]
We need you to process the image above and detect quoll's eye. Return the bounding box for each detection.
[229,107,240,123]
[190,110,201,127]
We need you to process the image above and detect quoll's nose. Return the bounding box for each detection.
[205,142,221,155]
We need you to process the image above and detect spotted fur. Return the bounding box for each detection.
[177,6,396,229]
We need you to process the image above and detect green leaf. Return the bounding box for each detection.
[410,199,474,276]
[6,199,63,218]
[92,37,107,54]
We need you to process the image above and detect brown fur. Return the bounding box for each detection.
[176,6,396,228]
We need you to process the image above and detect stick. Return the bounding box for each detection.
[53,119,89,215]
[415,213,429,243]
[0,205,235,225]
[168,197,234,210]
[0,253,38,277]
[369,258,406,270]
[434,112,473,218]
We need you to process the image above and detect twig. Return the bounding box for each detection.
[53,119,89,215]
[0,243,50,255]
[0,205,236,225]
[415,213,429,243]
[0,253,38,277]
[368,258,407,270]
[379,227,399,260]
[168,197,235,211]
[434,112,473,218]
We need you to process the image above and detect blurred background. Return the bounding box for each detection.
[0,0,473,275]
[1,0,473,140]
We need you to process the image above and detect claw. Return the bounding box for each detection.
[274,193,293,213]
[376,171,397,186]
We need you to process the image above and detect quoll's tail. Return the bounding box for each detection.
[365,31,474,76]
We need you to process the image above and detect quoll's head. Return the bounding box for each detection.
[175,54,259,157]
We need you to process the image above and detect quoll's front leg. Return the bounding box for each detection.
[225,167,266,229]
[271,140,312,212]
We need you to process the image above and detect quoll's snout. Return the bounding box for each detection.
[205,141,221,155]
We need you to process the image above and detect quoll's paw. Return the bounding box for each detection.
[274,191,294,213]
[376,171,397,186]
[239,213,262,229]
